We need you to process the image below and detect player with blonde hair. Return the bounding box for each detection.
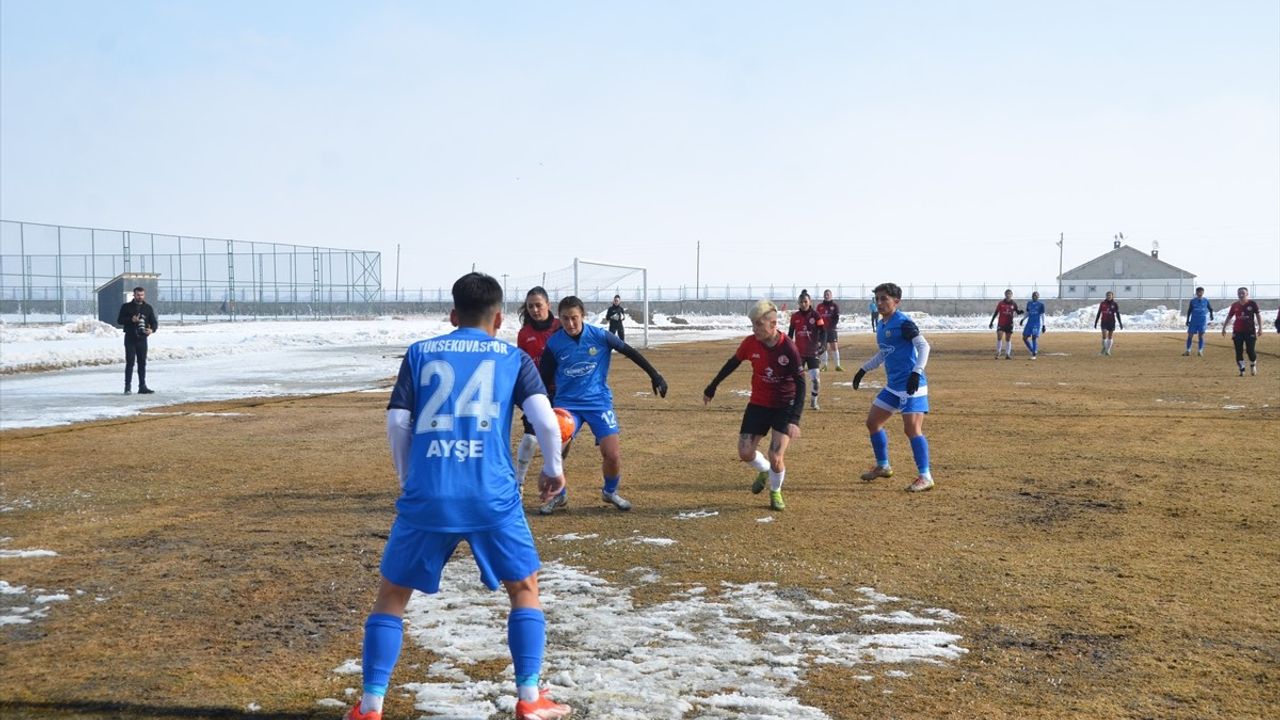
[703,299,806,511]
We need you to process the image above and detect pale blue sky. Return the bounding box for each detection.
[2,0,1277,291]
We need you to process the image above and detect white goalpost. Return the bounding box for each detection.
[501,258,650,347]
[574,258,649,348]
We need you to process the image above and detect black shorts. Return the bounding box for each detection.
[996,323,1013,334]
[740,403,793,437]
[824,329,839,343]
[1100,320,1116,332]
[802,356,820,370]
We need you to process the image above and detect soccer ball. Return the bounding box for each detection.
[553,408,576,442]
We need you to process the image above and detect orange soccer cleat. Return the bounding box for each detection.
[515,689,572,719]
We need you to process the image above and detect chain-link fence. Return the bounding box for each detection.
[3,219,1274,323]
[382,281,1280,306]
[1,220,381,323]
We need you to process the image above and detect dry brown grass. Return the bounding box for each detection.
[2,331,1277,719]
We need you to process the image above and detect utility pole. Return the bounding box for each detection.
[1056,233,1064,299]
[695,241,700,300]
[394,243,401,302]
[501,273,509,313]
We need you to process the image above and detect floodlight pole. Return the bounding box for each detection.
[643,268,649,349]
[695,241,700,300]
[1056,232,1064,299]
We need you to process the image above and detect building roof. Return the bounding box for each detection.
[1058,244,1194,281]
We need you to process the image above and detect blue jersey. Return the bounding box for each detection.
[1024,300,1046,333]
[877,311,927,394]
[542,323,625,409]
[387,327,546,532]
[1187,297,1213,325]
[868,300,879,329]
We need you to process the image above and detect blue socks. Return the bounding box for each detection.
[910,435,930,475]
[508,607,546,700]
[603,474,621,494]
[870,429,889,466]
[362,613,404,698]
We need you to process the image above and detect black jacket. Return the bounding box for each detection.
[118,301,158,340]
[605,304,627,328]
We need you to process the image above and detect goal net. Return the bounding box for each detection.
[503,258,649,347]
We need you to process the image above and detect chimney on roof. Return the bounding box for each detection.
[1152,240,1159,259]
[1113,239,1121,249]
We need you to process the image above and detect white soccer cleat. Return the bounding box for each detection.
[1197,349,1204,356]
[810,396,819,410]
[538,493,568,516]
[601,491,632,511]
[906,475,935,493]
[1251,363,1258,376]
[860,465,893,482]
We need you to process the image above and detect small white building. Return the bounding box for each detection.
[1058,242,1195,299]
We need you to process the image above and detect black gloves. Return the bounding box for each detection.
[906,371,921,395]
[652,374,668,398]
[852,368,866,390]
[703,385,716,400]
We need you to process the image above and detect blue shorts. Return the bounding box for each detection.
[1187,321,1207,334]
[379,515,541,593]
[872,387,930,415]
[561,405,620,444]
[1022,326,1041,337]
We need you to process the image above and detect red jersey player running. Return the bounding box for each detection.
[1093,291,1123,356]
[703,299,806,512]
[514,287,563,490]
[988,289,1022,359]
[788,290,824,410]
[1222,286,1263,376]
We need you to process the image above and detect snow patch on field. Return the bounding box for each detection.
[330,562,966,718]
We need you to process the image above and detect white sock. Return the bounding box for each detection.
[749,451,770,472]
[819,350,828,366]
[809,368,820,393]
[769,468,785,491]
[1106,339,1113,352]
[360,694,385,714]
[517,685,540,702]
[996,339,1002,353]
[832,349,841,366]
[515,434,538,482]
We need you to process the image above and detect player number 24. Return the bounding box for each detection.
[415,359,501,433]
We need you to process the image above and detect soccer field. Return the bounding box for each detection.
[2,331,1277,719]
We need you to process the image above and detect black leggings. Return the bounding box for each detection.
[1232,333,1257,363]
